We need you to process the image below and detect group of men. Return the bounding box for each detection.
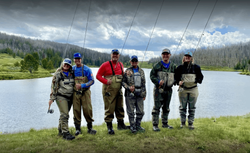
[49,47,203,140]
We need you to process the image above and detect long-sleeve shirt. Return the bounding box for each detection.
[72,65,94,88]
[174,62,204,85]
[96,60,124,84]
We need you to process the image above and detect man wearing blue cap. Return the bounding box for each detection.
[175,51,203,130]
[122,55,146,133]
[150,48,176,131]
[72,52,96,135]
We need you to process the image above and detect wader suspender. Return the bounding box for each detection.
[109,61,123,76]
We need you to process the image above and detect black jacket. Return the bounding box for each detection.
[175,62,204,85]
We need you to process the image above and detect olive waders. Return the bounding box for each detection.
[102,75,128,134]
[73,74,96,135]
[179,74,198,130]
[152,69,175,131]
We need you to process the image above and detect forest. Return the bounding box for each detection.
[149,41,250,72]
[0,32,131,71]
[1,32,250,72]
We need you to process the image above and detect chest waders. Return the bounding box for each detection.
[72,65,94,135]
[125,70,145,132]
[178,73,199,127]
[152,64,174,131]
[56,72,74,134]
[102,61,125,123]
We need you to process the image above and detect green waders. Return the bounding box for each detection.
[152,87,172,127]
[102,75,125,122]
[56,95,72,134]
[73,76,94,132]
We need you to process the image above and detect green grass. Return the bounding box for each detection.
[1,115,250,153]
[240,72,250,75]
[0,53,53,80]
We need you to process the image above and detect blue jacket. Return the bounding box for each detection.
[72,65,94,88]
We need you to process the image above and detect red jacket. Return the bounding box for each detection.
[96,60,124,84]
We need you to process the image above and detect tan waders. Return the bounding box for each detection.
[56,96,75,140]
[179,86,198,130]
[73,76,96,135]
[179,74,198,130]
[102,75,127,134]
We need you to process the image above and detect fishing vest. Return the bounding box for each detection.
[73,65,89,92]
[181,74,197,88]
[134,71,142,94]
[57,72,75,97]
[157,64,175,88]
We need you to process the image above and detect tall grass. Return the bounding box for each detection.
[1,115,250,153]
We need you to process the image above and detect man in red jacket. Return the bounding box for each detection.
[96,49,128,135]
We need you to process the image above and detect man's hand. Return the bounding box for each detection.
[179,81,184,86]
[159,80,164,86]
[129,85,135,92]
[75,83,81,90]
[107,78,112,85]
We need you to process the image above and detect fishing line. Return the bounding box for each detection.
[82,0,92,50]
[175,0,200,53]
[62,0,80,59]
[115,0,141,68]
[140,0,165,67]
[194,0,218,53]
[120,0,142,56]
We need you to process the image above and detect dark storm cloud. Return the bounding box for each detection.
[0,0,250,59]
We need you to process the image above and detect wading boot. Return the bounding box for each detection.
[130,124,137,133]
[188,123,195,130]
[106,122,115,135]
[63,132,75,140]
[75,124,82,136]
[153,124,160,132]
[162,122,173,129]
[180,122,186,128]
[58,129,63,136]
[87,122,97,135]
[117,119,129,130]
[136,123,145,133]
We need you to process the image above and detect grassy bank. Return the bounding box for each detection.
[0,54,53,80]
[240,72,250,75]
[1,115,250,153]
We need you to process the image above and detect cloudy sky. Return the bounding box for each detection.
[0,0,250,60]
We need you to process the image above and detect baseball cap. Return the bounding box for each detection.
[111,49,119,54]
[131,55,138,62]
[184,51,192,57]
[74,53,82,59]
[162,48,171,54]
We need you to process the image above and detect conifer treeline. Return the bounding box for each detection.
[0,32,130,68]
[149,42,250,71]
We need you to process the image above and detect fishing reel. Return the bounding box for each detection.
[105,92,111,97]
[47,109,54,114]
[129,92,135,97]
[159,88,164,94]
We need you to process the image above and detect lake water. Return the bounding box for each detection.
[0,68,249,134]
